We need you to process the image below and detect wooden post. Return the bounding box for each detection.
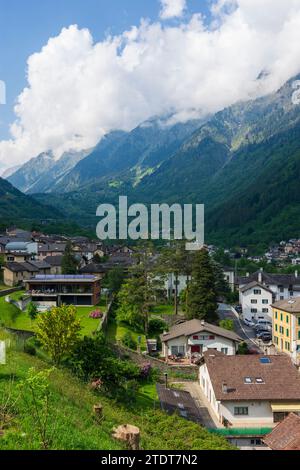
[113,424,140,450]
[93,403,103,423]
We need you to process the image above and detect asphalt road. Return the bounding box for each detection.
[218,303,262,353]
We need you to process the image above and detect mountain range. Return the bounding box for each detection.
[4,73,300,248]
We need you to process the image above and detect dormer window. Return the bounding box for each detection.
[256,378,264,384]
[244,377,253,384]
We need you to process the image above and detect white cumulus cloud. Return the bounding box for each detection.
[1,0,300,169]
[160,0,187,19]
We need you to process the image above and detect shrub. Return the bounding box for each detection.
[122,332,138,351]
[148,318,167,337]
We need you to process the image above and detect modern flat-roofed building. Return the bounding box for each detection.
[25,274,101,309]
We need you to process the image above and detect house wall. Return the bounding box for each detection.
[164,333,237,358]
[3,269,16,287]
[3,268,32,287]
[273,308,300,364]
[50,266,62,275]
[220,401,274,427]
[199,363,220,418]
[224,271,235,292]
[240,287,273,322]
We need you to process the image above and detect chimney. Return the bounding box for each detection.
[222,382,228,394]
[258,269,263,283]
[295,270,298,279]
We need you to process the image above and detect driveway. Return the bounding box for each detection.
[180,382,219,429]
[218,303,262,352]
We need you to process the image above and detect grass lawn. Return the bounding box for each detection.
[107,318,147,351]
[150,304,175,316]
[0,295,107,337]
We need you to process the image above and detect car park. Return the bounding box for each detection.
[244,318,256,328]
[256,331,272,342]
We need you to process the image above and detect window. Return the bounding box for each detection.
[280,313,283,321]
[251,299,258,304]
[279,287,284,293]
[193,336,199,340]
[171,346,185,356]
[280,296,284,301]
[285,341,290,351]
[275,324,278,332]
[254,289,261,295]
[251,309,258,314]
[256,378,264,384]
[262,308,269,313]
[274,336,279,345]
[286,316,289,324]
[262,300,269,304]
[298,331,300,340]
[221,348,228,355]
[234,407,249,416]
[286,329,290,337]
[298,317,300,327]
[275,311,278,319]
[280,326,284,334]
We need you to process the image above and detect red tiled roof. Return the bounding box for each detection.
[203,351,300,401]
[264,413,300,450]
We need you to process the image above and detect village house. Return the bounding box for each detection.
[199,351,300,429]
[240,282,275,322]
[37,243,67,260]
[79,263,107,279]
[161,320,242,363]
[272,297,300,365]
[44,255,63,275]
[2,260,51,287]
[4,241,38,263]
[238,270,300,322]
[25,274,101,310]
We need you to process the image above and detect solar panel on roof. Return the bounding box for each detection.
[260,357,271,364]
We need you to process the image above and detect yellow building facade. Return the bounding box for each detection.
[272,298,300,365]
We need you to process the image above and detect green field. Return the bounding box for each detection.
[0,295,107,337]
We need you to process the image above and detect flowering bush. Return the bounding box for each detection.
[89,310,103,319]
[140,363,152,379]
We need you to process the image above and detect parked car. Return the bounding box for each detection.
[244,318,256,328]
[255,321,272,332]
[256,331,272,342]
[256,320,272,327]
[235,305,243,314]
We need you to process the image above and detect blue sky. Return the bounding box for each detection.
[0,0,208,139]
